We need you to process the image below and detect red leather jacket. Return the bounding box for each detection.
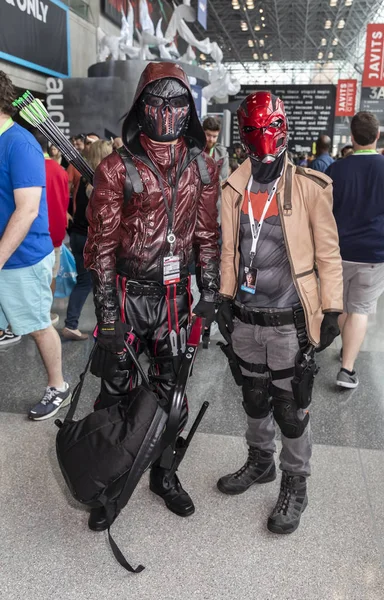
[84,134,220,323]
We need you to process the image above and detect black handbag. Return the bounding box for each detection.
[55,318,208,573]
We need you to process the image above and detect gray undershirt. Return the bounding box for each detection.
[236,178,299,309]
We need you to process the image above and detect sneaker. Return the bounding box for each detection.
[28,384,71,421]
[0,329,21,347]
[62,327,88,341]
[50,313,60,327]
[337,368,359,389]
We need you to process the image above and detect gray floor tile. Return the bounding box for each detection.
[359,448,384,564]
[0,415,383,600]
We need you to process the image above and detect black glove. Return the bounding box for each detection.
[216,297,234,344]
[193,299,216,328]
[97,321,130,354]
[316,312,341,353]
[91,321,130,380]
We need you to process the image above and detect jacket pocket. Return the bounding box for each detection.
[301,274,321,315]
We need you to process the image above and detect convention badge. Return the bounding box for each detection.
[163,254,181,285]
[240,267,258,295]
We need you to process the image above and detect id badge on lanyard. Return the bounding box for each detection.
[240,175,279,295]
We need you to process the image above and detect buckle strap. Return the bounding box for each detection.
[236,354,269,374]
[270,367,295,381]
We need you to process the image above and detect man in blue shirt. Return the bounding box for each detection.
[0,70,70,419]
[326,111,384,388]
[311,135,334,173]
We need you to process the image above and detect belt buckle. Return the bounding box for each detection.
[263,312,280,327]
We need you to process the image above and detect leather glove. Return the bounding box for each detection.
[216,297,234,344]
[91,321,131,380]
[316,312,341,353]
[97,321,130,354]
[193,299,216,328]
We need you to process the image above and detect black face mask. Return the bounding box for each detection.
[250,150,286,184]
[138,78,191,142]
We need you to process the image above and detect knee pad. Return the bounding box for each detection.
[242,376,271,419]
[271,384,309,439]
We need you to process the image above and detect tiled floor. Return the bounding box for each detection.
[1,293,384,599]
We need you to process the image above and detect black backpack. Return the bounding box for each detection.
[55,318,207,573]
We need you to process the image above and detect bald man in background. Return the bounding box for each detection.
[311,135,334,173]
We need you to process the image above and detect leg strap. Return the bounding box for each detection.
[237,355,269,374]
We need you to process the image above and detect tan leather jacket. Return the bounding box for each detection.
[220,155,343,345]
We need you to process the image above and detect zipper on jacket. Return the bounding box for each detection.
[277,192,316,346]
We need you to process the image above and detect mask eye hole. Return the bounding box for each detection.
[270,119,283,129]
[169,95,189,108]
[145,95,164,107]
[243,126,257,133]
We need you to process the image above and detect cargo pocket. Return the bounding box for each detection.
[301,274,321,315]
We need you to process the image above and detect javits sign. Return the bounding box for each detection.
[335,80,357,116]
[0,0,70,78]
[363,23,384,87]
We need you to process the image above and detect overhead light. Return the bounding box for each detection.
[241,20,248,31]
[261,16,265,20]
[259,8,263,13]
[332,37,339,45]
[200,53,206,61]
[246,0,254,8]
[269,53,273,57]
[253,52,259,60]
[337,19,345,28]
[254,24,261,31]
[329,51,334,58]
[262,23,266,27]
[330,0,337,6]
[248,39,254,47]
[325,19,332,28]
[318,51,324,59]
[233,3,240,9]
[259,39,265,47]
[345,0,353,5]
[321,38,326,46]
[263,53,268,60]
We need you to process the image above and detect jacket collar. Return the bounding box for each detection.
[226,152,290,195]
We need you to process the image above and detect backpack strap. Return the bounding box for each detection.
[117,146,144,206]
[196,153,211,185]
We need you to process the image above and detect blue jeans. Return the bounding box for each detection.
[64,232,93,330]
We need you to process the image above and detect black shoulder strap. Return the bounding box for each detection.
[117,146,144,206]
[196,153,211,185]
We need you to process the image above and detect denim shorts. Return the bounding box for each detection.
[0,250,55,335]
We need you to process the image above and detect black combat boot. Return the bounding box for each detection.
[149,465,195,517]
[267,471,308,534]
[217,446,276,495]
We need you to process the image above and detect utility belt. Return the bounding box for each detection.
[124,278,189,298]
[233,302,297,327]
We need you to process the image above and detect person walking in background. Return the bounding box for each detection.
[62,138,112,341]
[35,131,70,326]
[326,111,384,388]
[203,116,229,181]
[311,134,334,172]
[0,70,70,419]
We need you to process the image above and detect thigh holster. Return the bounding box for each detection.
[270,384,309,439]
[242,375,271,419]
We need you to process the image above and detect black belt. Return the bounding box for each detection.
[125,279,188,297]
[233,303,296,327]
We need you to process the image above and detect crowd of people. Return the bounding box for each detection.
[1,63,384,536]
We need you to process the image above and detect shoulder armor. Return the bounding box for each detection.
[295,166,332,189]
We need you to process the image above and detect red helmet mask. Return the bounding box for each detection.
[237,91,288,163]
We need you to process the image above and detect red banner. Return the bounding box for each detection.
[335,80,357,116]
[363,23,384,87]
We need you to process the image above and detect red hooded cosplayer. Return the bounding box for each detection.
[84,63,220,531]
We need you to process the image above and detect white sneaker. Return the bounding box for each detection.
[50,313,60,326]
[0,329,21,347]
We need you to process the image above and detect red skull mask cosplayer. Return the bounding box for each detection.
[237,91,288,163]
